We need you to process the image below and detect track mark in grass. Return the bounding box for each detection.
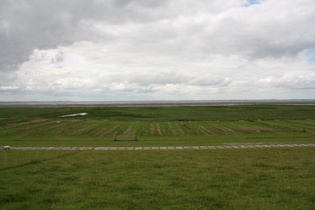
[122,123,133,136]
[175,122,186,135]
[44,120,81,135]
[138,121,148,136]
[156,123,163,136]
[257,121,295,132]
[221,121,250,134]
[199,126,216,136]
[197,122,223,136]
[122,122,136,136]
[168,122,178,136]
[67,120,99,135]
[214,123,237,135]
[167,121,186,136]
[149,123,155,135]
[131,122,144,136]
[91,121,118,136]
[283,120,315,133]
[49,121,87,135]
[10,119,53,135]
[291,121,315,132]
[1,150,79,170]
[148,122,164,136]
[88,121,111,136]
[1,118,46,129]
[180,121,200,135]
[1,194,28,203]
[100,124,120,136]
[30,120,76,136]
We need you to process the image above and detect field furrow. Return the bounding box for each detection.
[199,126,217,136]
[201,123,227,135]
[171,122,186,136]
[113,121,139,136]
[80,120,110,136]
[15,120,71,136]
[258,121,305,133]
[181,121,202,135]
[284,120,315,132]
[222,121,274,134]
[98,124,121,136]
[156,123,164,135]
[66,120,101,135]
[4,120,56,135]
[0,118,314,138]
[122,123,134,136]
[1,119,47,129]
[138,121,149,136]
[47,121,88,135]
[167,122,177,135]
[43,121,83,135]
[131,122,145,136]
[90,121,117,136]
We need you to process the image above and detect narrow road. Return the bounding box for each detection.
[7,143,315,151]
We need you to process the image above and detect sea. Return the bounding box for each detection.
[0,99,315,107]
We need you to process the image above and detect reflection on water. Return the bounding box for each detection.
[59,113,88,117]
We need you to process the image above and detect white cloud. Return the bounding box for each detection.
[1,0,315,100]
[259,73,315,90]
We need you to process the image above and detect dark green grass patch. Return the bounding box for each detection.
[1,105,315,123]
[1,150,76,169]
[0,132,314,148]
[0,148,314,209]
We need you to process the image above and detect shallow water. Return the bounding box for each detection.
[59,113,88,117]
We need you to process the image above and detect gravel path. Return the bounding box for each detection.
[7,144,315,151]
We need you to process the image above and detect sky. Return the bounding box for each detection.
[0,0,315,101]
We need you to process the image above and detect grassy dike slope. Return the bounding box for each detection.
[1,148,314,209]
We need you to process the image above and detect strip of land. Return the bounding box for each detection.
[1,99,315,107]
[7,143,315,151]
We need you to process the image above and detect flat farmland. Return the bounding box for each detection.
[0,105,315,147]
[1,118,315,137]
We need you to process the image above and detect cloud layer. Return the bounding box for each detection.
[1,0,315,100]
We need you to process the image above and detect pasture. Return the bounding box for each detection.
[0,105,315,209]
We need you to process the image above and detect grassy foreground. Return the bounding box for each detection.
[1,148,314,209]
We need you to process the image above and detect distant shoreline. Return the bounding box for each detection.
[0,99,315,107]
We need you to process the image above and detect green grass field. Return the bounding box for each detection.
[0,105,314,209]
[1,148,314,209]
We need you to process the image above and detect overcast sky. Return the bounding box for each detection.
[1,0,315,101]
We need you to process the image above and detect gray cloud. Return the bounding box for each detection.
[1,0,79,70]
[2,0,315,70]
[2,0,315,72]
[1,0,315,100]
[0,0,169,71]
